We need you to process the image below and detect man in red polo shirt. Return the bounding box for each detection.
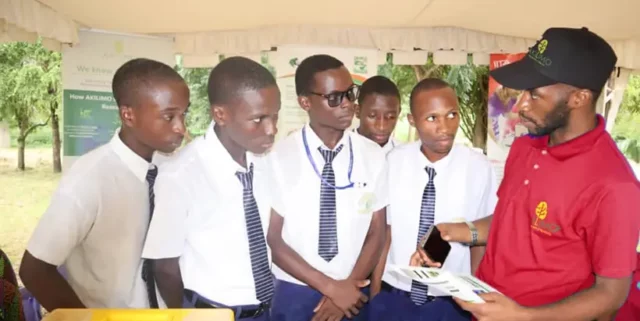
[410,27,640,321]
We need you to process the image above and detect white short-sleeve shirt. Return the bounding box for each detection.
[270,125,389,285]
[383,142,498,294]
[142,123,272,306]
[26,130,156,308]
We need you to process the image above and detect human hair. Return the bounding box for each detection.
[357,75,401,106]
[409,78,453,112]
[295,54,344,96]
[207,56,277,106]
[112,58,184,107]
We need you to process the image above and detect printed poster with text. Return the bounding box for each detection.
[273,45,378,141]
[61,30,174,170]
[487,53,527,183]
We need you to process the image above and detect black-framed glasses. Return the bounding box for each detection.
[310,85,360,108]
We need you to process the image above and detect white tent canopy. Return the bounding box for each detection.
[3,0,640,69]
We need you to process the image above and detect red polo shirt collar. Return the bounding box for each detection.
[525,115,605,161]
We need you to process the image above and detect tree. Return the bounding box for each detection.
[446,64,490,151]
[33,44,62,172]
[0,42,51,170]
[174,57,211,140]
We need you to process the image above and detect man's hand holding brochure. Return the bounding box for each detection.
[387,264,501,304]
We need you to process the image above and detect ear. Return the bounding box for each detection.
[407,113,416,128]
[354,104,361,119]
[570,89,592,109]
[298,95,311,112]
[120,106,135,127]
[211,104,228,125]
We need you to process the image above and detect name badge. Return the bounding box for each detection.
[358,192,376,214]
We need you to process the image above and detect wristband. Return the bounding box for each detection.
[465,221,478,246]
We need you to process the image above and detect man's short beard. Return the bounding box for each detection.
[528,100,570,136]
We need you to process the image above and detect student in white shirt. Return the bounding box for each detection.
[266,54,388,321]
[354,75,402,154]
[369,78,498,321]
[19,58,189,310]
[141,57,280,321]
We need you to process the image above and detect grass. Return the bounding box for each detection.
[0,147,60,282]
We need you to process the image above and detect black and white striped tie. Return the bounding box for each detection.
[236,164,274,303]
[318,145,343,262]
[142,165,159,308]
[410,166,436,305]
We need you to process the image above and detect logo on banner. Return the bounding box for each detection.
[353,56,368,74]
[114,40,124,54]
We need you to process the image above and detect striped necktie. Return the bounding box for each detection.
[410,166,436,305]
[318,145,343,262]
[142,165,159,308]
[236,164,274,303]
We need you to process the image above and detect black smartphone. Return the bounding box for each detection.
[419,225,451,265]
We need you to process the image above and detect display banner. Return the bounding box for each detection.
[487,53,528,182]
[61,30,174,170]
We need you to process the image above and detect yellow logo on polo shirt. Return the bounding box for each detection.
[531,201,561,235]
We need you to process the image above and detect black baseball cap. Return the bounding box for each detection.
[490,27,617,91]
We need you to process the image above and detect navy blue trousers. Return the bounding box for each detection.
[368,287,471,321]
[271,280,369,321]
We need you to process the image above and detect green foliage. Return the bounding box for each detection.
[9,126,52,147]
[378,54,489,149]
[613,108,640,163]
[621,74,640,114]
[0,43,47,127]
[0,41,61,136]
[175,60,211,137]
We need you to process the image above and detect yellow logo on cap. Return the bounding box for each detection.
[538,40,548,54]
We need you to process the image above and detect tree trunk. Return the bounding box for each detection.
[51,104,62,173]
[17,132,26,171]
[472,117,487,152]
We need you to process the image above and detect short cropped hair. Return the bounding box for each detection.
[409,78,453,112]
[112,58,184,107]
[295,54,344,96]
[357,75,401,105]
[207,56,277,106]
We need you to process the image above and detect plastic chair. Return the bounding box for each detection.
[42,309,235,321]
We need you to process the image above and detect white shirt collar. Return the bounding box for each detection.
[109,128,154,183]
[415,142,456,173]
[203,122,254,174]
[304,123,351,152]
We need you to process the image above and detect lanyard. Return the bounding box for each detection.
[303,126,355,190]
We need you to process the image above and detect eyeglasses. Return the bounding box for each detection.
[310,85,360,108]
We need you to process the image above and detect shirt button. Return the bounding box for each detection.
[524,179,530,185]
[541,150,548,155]
[533,164,539,170]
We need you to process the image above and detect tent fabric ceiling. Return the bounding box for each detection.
[0,0,77,51]
[4,0,640,69]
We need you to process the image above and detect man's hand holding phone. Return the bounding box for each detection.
[409,223,472,268]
